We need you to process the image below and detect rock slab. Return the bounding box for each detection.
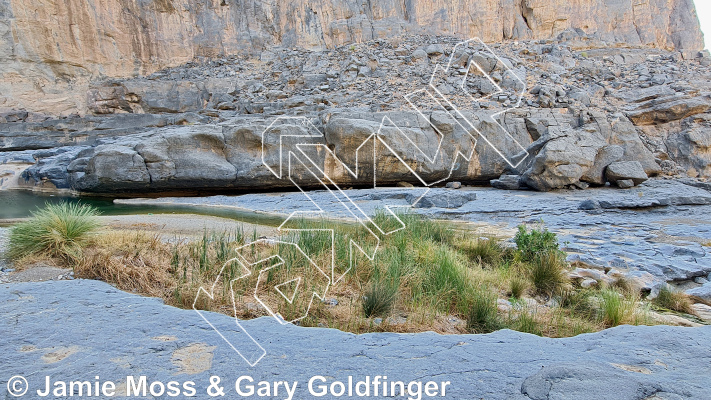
[1,280,710,399]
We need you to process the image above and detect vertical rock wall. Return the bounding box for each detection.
[0,0,704,115]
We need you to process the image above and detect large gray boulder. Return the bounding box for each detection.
[521,125,606,191]
[88,81,211,114]
[77,144,151,191]
[580,145,624,185]
[605,161,649,186]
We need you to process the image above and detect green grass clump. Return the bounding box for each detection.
[514,225,562,262]
[7,202,101,263]
[465,286,502,333]
[509,311,543,336]
[509,275,529,299]
[557,289,598,320]
[362,281,398,318]
[599,289,637,327]
[653,286,694,314]
[529,251,569,296]
[460,237,505,266]
[419,244,470,310]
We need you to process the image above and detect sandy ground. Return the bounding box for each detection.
[98,213,277,239]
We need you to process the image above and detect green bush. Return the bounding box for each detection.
[7,202,101,263]
[465,287,502,333]
[529,251,569,296]
[653,286,693,314]
[514,225,561,261]
[362,281,398,318]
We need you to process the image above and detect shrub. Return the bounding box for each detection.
[514,225,561,261]
[362,281,398,317]
[653,286,694,314]
[529,251,569,296]
[465,287,502,333]
[7,202,100,263]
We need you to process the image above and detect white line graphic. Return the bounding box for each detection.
[194,37,528,366]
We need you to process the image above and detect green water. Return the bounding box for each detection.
[0,190,285,227]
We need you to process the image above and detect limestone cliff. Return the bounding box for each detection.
[0,0,704,115]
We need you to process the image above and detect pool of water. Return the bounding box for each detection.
[0,190,286,227]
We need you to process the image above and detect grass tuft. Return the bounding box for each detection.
[362,281,398,318]
[7,202,100,264]
[529,251,569,296]
[599,289,637,327]
[509,310,543,336]
[460,237,505,266]
[509,275,529,299]
[653,286,694,314]
[465,286,502,333]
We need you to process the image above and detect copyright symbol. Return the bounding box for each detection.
[7,376,28,397]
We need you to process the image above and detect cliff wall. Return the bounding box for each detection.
[0,0,704,114]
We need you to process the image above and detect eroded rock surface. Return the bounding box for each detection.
[1,279,710,400]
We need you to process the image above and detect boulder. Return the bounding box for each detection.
[687,282,711,302]
[627,96,711,125]
[490,175,524,190]
[616,179,635,189]
[580,145,624,185]
[425,44,444,56]
[605,161,648,185]
[665,114,711,178]
[407,191,476,208]
[445,181,462,189]
[77,145,151,191]
[522,125,606,191]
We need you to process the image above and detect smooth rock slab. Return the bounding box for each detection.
[1,280,710,400]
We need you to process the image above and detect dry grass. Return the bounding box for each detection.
[653,286,695,314]
[7,213,675,336]
[75,230,176,298]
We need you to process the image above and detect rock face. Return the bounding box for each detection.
[2,279,711,400]
[0,0,705,115]
[3,31,711,193]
